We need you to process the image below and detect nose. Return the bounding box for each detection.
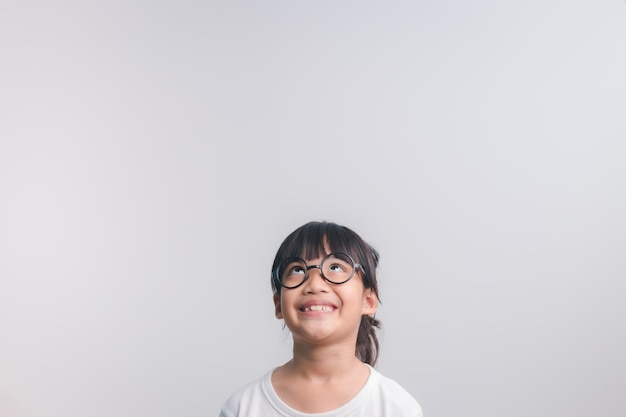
[302,266,329,293]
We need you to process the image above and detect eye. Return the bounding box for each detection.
[282,261,306,277]
[328,263,346,273]
[290,265,306,275]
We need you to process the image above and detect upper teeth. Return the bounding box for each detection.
[304,305,333,312]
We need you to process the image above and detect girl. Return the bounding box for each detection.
[219,221,422,416]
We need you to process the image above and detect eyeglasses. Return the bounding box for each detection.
[273,252,364,289]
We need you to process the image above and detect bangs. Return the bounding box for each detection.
[277,222,362,261]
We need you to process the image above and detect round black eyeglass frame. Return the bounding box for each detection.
[273,252,364,289]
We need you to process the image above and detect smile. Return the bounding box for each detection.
[302,305,335,312]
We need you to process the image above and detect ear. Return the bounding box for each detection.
[273,293,283,319]
[362,288,378,316]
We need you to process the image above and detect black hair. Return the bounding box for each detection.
[271,221,382,366]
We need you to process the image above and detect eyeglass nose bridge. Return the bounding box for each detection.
[304,264,325,280]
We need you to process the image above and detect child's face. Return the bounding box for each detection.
[273,252,378,347]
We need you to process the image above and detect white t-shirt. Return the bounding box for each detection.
[219,365,422,417]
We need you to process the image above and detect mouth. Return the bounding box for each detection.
[299,301,337,313]
[301,305,335,313]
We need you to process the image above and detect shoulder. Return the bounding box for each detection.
[218,370,273,417]
[367,366,423,417]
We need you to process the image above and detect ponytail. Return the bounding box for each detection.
[356,315,381,366]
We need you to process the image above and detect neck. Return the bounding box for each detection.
[288,340,365,380]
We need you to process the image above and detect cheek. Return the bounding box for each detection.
[338,287,367,307]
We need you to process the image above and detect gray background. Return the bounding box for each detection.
[1,1,625,416]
